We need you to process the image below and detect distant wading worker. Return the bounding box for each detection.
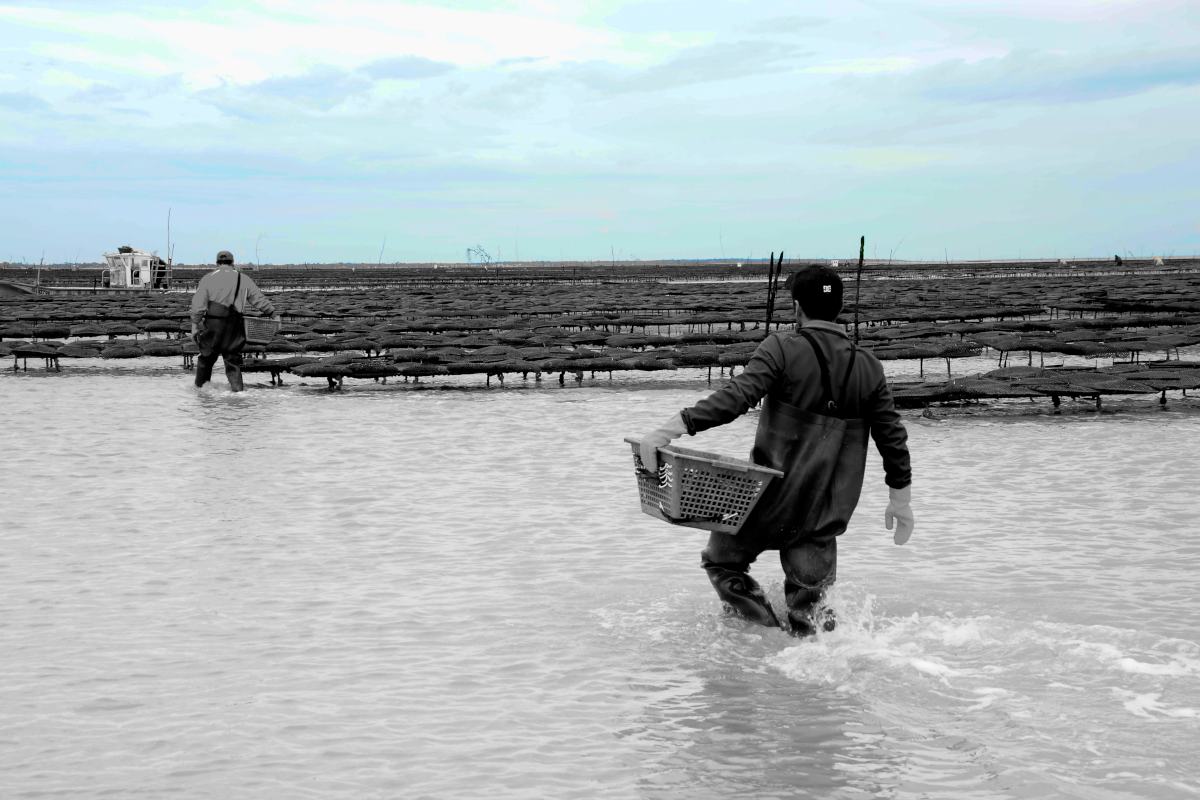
[190,250,277,392]
[638,265,913,636]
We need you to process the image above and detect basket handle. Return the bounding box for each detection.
[624,436,658,480]
[659,510,729,526]
[623,436,757,475]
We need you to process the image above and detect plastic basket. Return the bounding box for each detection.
[624,437,783,534]
[243,316,281,344]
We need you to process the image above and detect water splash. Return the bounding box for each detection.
[766,585,1200,794]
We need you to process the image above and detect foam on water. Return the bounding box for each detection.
[764,585,1200,796]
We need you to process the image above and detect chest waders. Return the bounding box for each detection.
[194,272,248,391]
[701,331,869,635]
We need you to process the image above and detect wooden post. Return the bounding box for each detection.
[855,235,864,343]
[764,252,775,334]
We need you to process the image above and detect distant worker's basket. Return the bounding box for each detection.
[243,316,281,344]
[624,437,783,534]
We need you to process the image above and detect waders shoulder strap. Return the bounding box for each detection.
[799,330,836,411]
[799,329,858,415]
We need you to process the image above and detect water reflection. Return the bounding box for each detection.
[632,670,864,799]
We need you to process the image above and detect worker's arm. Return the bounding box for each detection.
[865,373,911,489]
[189,277,210,332]
[636,334,782,472]
[864,368,914,543]
[243,279,276,317]
[680,334,784,435]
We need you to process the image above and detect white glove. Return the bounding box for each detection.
[885,485,914,545]
[637,412,689,474]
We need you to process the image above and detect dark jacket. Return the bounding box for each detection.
[680,320,911,545]
[682,320,910,488]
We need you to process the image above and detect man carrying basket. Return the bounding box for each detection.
[638,265,913,636]
[189,250,278,392]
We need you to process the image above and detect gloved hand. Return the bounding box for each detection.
[638,412,689,474]
[885,485,914,545]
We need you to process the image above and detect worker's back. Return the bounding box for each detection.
[742,324,900,544]
[197,267,252,314]
[759,326,888,419]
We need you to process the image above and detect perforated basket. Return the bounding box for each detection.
[243,316,281,344]
[624,437,783,534]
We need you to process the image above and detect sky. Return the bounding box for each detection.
[2,0,1198,265]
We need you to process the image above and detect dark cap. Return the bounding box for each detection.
[216,250,234,265]
[788,265,844,321]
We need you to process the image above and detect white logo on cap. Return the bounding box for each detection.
[822,285,832,293]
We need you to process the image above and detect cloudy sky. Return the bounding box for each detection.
[2,0,1198,265]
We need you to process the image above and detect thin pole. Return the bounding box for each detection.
[774,250,783,328]
[855,235,864,343]
[765,251,776,333]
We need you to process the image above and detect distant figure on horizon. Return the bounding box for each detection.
[190,250,277,392]
[636,265,913,637]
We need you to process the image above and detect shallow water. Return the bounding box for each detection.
[2,364,1198,799]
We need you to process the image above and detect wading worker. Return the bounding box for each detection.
[637,265,913,636]
[189,250,277,392]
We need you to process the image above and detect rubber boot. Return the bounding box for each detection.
[225,355,245,392]
[194,327,218,388]
[703,564,782,628]
[194,353,215,387]
[784,578,836,637]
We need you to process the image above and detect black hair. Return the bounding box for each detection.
[788,265,843,321]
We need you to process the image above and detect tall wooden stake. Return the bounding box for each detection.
[855,235,865,343]
[776,250,783,326]
[765,250,784,334]
[765,251,775,334]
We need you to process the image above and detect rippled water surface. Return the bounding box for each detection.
[2,365,1199,799]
